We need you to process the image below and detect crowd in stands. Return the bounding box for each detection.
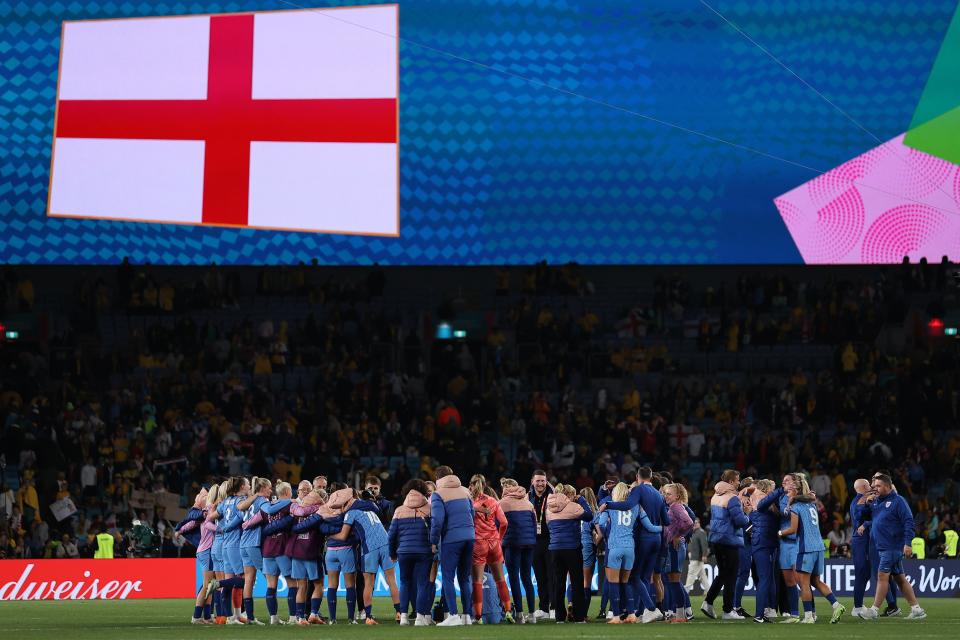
[0,259,958,561]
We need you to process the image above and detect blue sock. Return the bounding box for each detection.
[623,582,635,615]
[365,604,373,618]
[311,598,321,616]
[213,591,222,617]
[327,588,338,621]
[825,592,837,606]
[600,581,610,613]
[266,587,278,616]
[243,597,254,621]
[663,581,672,612]
[610,583,622,616]
[203,604,211,620]
[682,584,691,609]
[287,585,298,616]
[635,579,655,611]
[193,605,203,619]
[346,587,357,620]
[221,588,232,615]
[394,602,402,613]
[296,602,306,618]
[803,599,814,613]
[789,585,799,616]
[672,583,684,612]
[585,586,592,617]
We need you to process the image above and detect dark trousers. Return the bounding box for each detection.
[752,546,777,618]
[504,546,536,613]
[398,552,434,615]
[551,547,585,622]
[705,543,739,613]
[533,538,555,612]
[440,539,474,615]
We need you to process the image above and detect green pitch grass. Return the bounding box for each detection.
[3,596,957,640]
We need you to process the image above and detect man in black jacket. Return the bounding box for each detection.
[528,470,555,619]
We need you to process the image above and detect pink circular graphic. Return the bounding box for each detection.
[775,197,802,231]
[860,204,949,263]
[895,147,955,201]
[954,164,960,206]
[808,144,886,208]
[808,187,864,262]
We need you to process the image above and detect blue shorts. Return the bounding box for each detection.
[291,558,319,581]
[223,546,243,574]
[796,551,824,575]
[212,542,224,572]
[583,550,596,569]
[779,541,798,570]
[663,541,685,574]
[607,547,635,570]
[654,545,667,574]
[241,546,263,570]
[326,547,357,574]
[262,555,292,577]
[197,549,212,573]
[363,546,395,573]
[877,550,904,575]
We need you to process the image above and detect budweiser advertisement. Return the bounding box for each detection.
[48,5,400,235]
[0,559,195,601]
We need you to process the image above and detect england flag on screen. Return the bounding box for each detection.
[48,5,399,235]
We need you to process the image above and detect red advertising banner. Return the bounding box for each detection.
[0,559,195,600]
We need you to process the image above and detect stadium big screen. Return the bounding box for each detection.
[3,0,960,265]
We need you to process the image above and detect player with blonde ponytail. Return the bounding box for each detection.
[234,476,272,624]
[778,473,845,623]
[181,485,216,624]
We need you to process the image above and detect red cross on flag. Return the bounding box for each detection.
[48,4,399,235]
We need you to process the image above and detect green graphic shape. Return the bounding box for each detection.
[904,2,960,164]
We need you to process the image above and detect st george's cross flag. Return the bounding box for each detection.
[48,5,399,235]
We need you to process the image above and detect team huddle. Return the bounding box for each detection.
[172,464,927,626]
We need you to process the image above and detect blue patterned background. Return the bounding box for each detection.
[0,0,955,264]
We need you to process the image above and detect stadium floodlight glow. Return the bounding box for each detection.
[946,327,958,336]
[4,330,18,340]
[453,329,467,338]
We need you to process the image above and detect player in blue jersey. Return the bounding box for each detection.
[213,477,250,624]
[596,483,663,624]
[777,475,845,624]
[238,477,272,625]
[600,467,670,622]
[332,492,402,623]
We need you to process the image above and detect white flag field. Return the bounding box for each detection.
[48,4,399,235]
